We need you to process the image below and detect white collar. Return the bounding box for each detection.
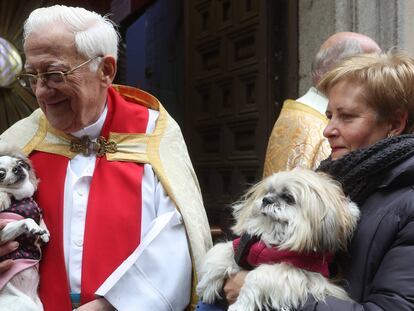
[296,87,328,115]
[70,105,108,140]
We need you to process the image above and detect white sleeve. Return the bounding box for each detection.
[96,166,192,311]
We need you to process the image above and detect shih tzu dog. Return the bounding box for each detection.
[197,168,360,311]
[0,144,49,311]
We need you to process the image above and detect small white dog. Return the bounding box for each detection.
[197,168,360,311]
[0,145,49,311]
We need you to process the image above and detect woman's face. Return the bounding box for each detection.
[323,80,391,160]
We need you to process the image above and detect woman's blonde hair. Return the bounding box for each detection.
[318,50,414,133]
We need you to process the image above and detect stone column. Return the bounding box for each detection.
[403,0,414,55]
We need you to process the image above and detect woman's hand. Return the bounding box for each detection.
[0,220,18,273]
[75,298,115,311]
[223,270,249,305]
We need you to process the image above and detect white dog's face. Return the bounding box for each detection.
[0,152,37,201]
[232,168,360,253]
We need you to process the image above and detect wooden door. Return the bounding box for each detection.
[184,0,297,234]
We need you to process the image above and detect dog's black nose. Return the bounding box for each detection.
[12,165,23,176]
[262,197,273,206]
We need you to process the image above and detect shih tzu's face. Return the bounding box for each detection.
[232,168,360,253]
[0,146,37,201]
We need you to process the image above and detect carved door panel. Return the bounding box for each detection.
[184,0,297,234]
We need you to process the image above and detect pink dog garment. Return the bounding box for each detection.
[0,197,43,290]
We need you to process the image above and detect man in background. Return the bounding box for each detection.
[262,32,381,177]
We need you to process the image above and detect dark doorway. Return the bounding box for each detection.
[124,0,185,124]
[183,0,298,235]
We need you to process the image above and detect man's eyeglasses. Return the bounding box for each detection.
[16,56,102,91]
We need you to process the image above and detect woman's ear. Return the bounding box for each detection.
[389,108,408,136]
[99,55,117,86]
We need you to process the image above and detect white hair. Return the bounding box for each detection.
[311,39,363,85]
[23,5,119,69]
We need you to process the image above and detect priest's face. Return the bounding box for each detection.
[23,25,107,133]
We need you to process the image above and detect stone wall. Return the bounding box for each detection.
[298,0,406,94]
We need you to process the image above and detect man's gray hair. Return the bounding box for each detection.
[311,39,363,85]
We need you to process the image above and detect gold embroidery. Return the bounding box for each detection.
[70,136,92,155]
[263,100,330,177]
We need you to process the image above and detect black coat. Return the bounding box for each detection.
[302,155,414,310]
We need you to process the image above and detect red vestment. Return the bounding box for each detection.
[30,86,149,310]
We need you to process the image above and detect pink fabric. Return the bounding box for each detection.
[0,258,39,290]
[0,212,24,221]
[0,209,41,289]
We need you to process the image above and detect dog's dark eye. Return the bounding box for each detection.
[280,192,295,205]
[262,197,273,206]
[0,169,5,181]
[17,160,30,170]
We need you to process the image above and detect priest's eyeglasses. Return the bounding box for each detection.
[16,56,102,91]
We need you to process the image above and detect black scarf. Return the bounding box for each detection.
[317,134,414,205]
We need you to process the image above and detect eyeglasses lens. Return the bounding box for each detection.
[17,72,65,91]
[16,56,100,91]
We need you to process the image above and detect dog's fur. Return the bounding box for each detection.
[197,168,360,311]
[0,144,49,311]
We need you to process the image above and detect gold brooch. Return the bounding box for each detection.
[70,135,117,157]
[94,136,117,157]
